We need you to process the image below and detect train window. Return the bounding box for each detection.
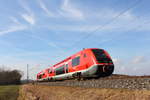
[55,65,65,75]
[83,53,87,58]
[39,75,42,79]
[39,75,41,79]
[72,56,80,67]
[92,49,112,63]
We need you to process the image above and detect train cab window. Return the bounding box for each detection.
[92,49,112,63]
[72,56,80,67]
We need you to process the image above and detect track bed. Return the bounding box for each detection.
[37,74,150,90]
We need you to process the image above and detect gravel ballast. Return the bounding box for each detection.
[38,75,150,90]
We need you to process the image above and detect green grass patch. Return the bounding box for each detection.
[0,85,19,100]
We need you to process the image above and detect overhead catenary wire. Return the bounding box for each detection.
[31,0,143,68]
[70,0,142,50]
[27,0,143,77]
[25,0,142,60]
[96,18,150,46]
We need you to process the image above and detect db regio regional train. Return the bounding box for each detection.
[37,48,114,81]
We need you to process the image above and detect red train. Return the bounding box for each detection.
[37,48,114,81]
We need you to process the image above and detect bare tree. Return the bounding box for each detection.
[0,68,22,85]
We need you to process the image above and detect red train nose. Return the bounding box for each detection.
[96,65,114,77]
[104,65,114,73]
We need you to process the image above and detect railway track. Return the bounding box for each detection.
[36,74,150,90]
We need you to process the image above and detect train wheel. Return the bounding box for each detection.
[95,65,114,77]
[77,72,82,81]
[99,65,114,77]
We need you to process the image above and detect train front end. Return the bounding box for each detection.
[91,49,114,77]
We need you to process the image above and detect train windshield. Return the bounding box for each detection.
[92,49,113,63]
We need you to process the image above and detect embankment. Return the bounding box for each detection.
[18,84,150,100]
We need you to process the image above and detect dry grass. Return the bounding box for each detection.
[18,84,150,100]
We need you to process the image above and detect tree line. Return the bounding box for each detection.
[0,68,22,85]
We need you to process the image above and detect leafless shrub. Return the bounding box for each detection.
[0,68,22,85]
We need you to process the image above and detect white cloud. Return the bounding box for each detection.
[0,16,28,36]
[24,34,67,56]
[113,56,150,76]
[0,25,27,36]
[21,13,35,25]
[38,0,55,17]
[18,0,36,25]
[112,58,119,64]
[97,9,134,20]
[60,0,84,20]
[119,11,135,20]
[85,10,137,31]
[9,17,20,24]
[37,0,84,19]
[112,58,126,74]
[43,8,150,33]
[131,56,147,64]
[46,25,94,32]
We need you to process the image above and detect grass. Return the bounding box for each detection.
[20,84,150,100]
[0,85,19,100]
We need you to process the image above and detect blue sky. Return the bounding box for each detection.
[0,0,150,79]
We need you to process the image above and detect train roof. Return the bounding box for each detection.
[53,48,103,67]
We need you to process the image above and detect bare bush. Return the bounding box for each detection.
[0,68,22,85]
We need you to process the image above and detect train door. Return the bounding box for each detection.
[65,64,69,73]
[72,56,81,71]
